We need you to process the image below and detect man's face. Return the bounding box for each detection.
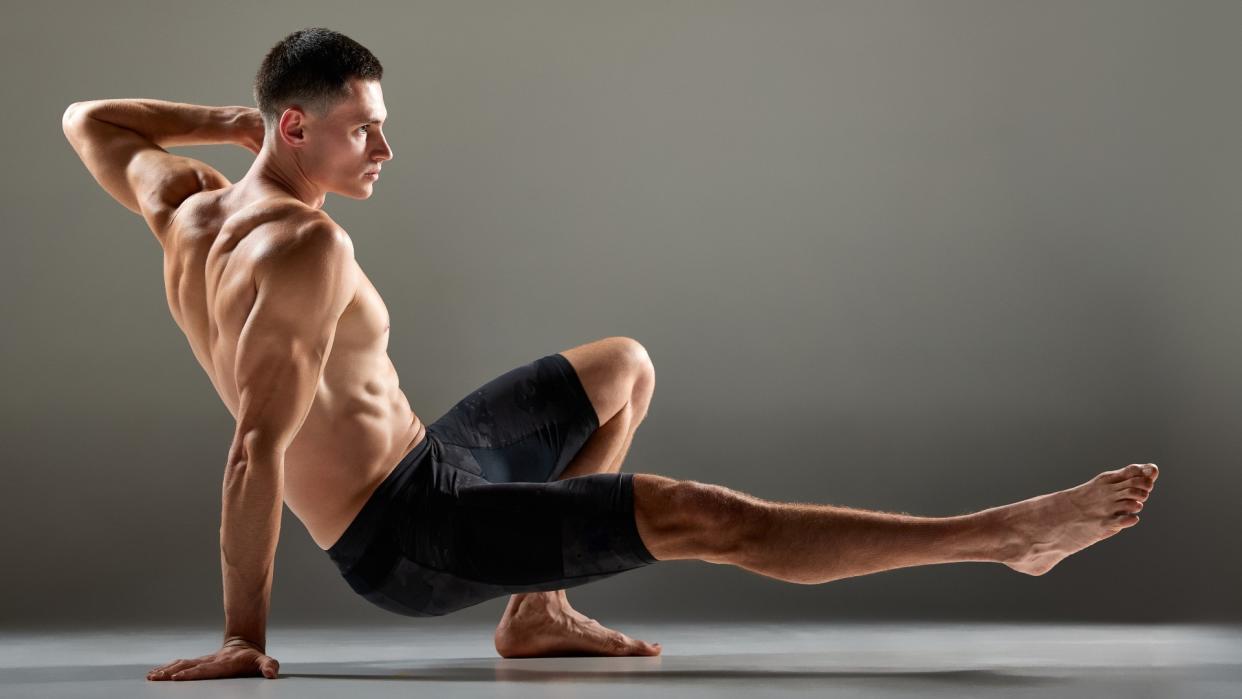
[295,78,393,199]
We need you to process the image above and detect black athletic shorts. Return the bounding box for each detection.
[326,352,659,617]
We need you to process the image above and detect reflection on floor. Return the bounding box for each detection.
[2,622,1239,698]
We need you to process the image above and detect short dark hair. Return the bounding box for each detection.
[253,28,383,126]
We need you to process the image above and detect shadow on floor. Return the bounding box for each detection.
[7,659,1074,686]
[284,665,1069,686]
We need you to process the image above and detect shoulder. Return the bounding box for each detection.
[294,211,354,257]
[253,203,350,245]
[252,209,358,295]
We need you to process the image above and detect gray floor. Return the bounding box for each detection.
[2,623,1239,698]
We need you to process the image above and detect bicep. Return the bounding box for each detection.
[233,229,358,455]
[62,109,229,238]
[233,314,337,457]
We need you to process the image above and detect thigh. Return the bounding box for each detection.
[338,470,659,617]
[447,472,658,587]
[427,353,599,483]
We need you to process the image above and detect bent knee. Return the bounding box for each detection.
[600,336,655,415]
[605,336,654,383]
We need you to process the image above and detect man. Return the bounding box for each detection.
[63,27,1159,682]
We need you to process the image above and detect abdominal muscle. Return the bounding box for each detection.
[281,359,428,551]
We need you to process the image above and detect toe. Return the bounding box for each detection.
[1124,475,1155,490]
[1103,465,1145,482]
[1116,476,1153,493]
[601,632,630,656]
[616,633,644,656]
[608,632,659,657]
[633,639,661,656]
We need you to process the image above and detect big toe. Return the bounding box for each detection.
[614,632,661,656]
[1108,463,1156,482]
[636,639,662,656]
[625,635,665,655]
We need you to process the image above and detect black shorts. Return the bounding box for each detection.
[326,352,659,617]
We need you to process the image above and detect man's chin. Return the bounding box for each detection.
[334,186,374,201]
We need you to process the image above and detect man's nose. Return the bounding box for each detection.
[375,135,393,162]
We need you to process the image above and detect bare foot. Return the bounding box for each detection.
[493,591,661,658]
[991,463,1159,576]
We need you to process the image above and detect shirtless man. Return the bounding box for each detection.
[63,27,1160,683]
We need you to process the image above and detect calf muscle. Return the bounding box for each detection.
[632,475,758,564]
[631,475,1004,584]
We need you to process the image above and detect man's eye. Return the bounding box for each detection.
[357,125,369,134]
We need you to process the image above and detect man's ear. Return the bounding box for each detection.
[277,107,308,148]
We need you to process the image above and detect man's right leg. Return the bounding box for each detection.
[632,463,1158,581]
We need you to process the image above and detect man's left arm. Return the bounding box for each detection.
[61,99,265,241]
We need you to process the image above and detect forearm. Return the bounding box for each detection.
[220,443,284,651]
[67,99,261,151]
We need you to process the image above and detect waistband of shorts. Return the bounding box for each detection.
[326,432,435,574]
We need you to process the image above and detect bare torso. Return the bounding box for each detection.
[163,185,425,550]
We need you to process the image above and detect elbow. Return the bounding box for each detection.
[62,101,106,134]
[61,104,78,137]
[243,429,288,456]
[62,102,91,138]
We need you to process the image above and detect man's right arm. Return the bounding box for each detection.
[220,221,358,651]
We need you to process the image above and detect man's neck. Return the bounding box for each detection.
[239,148,326,209]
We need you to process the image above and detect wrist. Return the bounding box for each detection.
[222,636,265,653]
[226,106,265,153]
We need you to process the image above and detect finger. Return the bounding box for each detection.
[148,659,194,680]
[168,659,207,678]
[147,662,173,678]
[260,656,280,679]
[170,661,230,681]
[151,658,189,672]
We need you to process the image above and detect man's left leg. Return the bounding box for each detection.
[493,336,661,658]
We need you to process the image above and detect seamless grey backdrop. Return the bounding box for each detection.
[2,0,1238,629]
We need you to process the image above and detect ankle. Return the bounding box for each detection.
[508,590,566,614]
[966,507,1022,564]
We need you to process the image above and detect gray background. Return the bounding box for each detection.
[3,0,1238,630]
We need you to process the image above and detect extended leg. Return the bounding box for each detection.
[632,464,1159,582]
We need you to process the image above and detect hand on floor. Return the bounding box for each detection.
[146,640,279,681]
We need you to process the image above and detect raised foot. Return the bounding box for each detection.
[494,592,661,659]
[994,463,1159,576]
